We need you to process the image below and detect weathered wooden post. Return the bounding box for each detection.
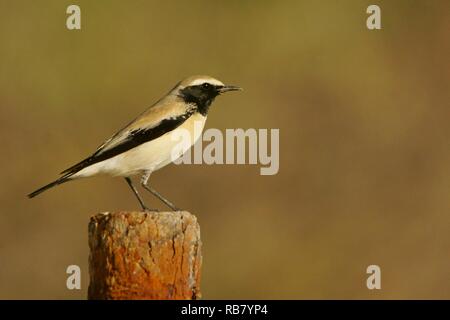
[87,211,202,300]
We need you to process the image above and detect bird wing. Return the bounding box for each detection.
[61,97,195,175]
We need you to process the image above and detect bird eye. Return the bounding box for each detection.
[202,83,211,89]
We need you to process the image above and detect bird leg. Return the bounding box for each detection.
[124,177,157,212]
[140,171,181,211]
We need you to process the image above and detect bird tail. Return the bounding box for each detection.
[27,173,73,198]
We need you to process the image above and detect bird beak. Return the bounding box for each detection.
[218,85,242,93]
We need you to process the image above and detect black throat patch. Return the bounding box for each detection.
[179,84,220,116]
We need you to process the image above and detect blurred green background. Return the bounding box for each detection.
[0,0,449,299]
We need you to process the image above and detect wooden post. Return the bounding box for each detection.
[87,211,202,300]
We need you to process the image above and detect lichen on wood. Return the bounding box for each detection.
[88,211,202,300]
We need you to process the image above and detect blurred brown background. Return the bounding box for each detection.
[0,0,449,299]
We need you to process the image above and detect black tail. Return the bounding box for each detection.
[27,174,72,198]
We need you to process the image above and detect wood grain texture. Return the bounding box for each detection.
[88,211,202,300]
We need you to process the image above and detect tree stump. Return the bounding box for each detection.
[88,211,202,300]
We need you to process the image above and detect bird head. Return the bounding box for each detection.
[173,75,242,115]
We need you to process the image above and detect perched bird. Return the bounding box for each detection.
[28,75,241,210]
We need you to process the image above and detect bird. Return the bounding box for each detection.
[27,75,242,211]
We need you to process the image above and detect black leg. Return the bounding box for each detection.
[140,172,180,211]
[124,177,157,211]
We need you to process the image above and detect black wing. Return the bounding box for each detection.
[61,113,193,176]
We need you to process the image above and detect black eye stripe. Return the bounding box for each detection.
[179,83,221,116]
